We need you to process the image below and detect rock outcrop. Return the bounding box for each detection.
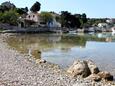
[98,71,113,81]
[67,60,91,78]
[86,74,101,82]
[67,59,113,82]
[86,60,100,74]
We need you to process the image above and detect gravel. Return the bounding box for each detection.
[0,33,115,86]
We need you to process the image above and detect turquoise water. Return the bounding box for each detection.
[5,32,115,75]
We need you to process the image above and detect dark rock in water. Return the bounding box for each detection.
[86,60,100,74]
[98,71,113,81]
[67,60,91,78]
[31,50,41,59]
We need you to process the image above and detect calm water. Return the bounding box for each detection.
[5,32,115,75]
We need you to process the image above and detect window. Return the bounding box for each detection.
[28,15,30,18]
[33,15,35,18]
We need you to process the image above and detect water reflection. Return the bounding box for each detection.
[5,33,106,57]
[4,33,115,75]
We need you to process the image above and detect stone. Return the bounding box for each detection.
[36,59,46,64]
[85,74,101,82]
[31,50,41,59]
[98,71,113,81]
[86,60,100,74]
[67,60,91,78]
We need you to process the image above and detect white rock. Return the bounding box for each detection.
[67,60,91,78]
[86,60,100,74]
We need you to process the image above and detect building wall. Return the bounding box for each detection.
[26,12,40,23]
[19,12,61,28]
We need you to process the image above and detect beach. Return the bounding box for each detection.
[0,33,115,86]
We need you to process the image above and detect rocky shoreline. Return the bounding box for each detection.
[0,33,115,86]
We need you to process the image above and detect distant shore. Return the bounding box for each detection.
[0,33,115,86]
[0,23,113,34]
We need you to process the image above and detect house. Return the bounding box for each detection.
[98,23,108,28]
[18,12,61,28]
[18,12,44,28]
[46,12,61,28]
[47,18,61,28]
[106,19,115,24]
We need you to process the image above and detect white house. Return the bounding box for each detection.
[26,12,40,22]
[19,12,61,28]
[98,23,108,28]
[106,19,115,24]
[47,18,61,28]
[47,12,61,28]
[19,12,44,28]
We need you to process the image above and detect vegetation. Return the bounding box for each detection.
[0,1,28,25]
[0,1,16,12]
[86,18,107,26]
[16,7,28,15]
[40,11,53,23]
[0,10,19,25]
[0,1,101,28]
[30,1,41,12]
[60,11,87,28]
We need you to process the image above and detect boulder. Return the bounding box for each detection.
[98,71,113,81]
[67,60,91,78]
[85,74,101,82]
[86,60,100,74]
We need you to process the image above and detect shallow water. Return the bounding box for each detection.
[4,32,115,75]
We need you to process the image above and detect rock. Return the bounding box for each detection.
[98,71,113,81]
[31,50,41,59]
[86,60,100,74]
[67,60,91,78]
[85,74,101,82]
[36,59,46,64]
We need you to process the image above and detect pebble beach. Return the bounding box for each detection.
[0,33,115,86]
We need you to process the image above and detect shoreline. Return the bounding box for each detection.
[0,33,115,86]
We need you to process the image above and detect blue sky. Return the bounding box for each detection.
[0,0,115,18]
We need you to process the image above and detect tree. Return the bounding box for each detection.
[74,13,88,28]
[16,7,28,15]
[30,1,41,12]
[81,13,87,23]
[61,11,71,27]
[0,1,16,12]
[40,12,53,23]
[61,11,81,28]
[0,10,19,25]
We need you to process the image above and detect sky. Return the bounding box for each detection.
[0,0,115,18]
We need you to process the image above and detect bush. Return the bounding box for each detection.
[0,10,19,25]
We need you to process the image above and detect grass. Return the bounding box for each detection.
[0,29,5,32]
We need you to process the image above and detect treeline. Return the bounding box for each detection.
[87,18,107,26]
[60,11,87,28]
[0,1,108,28]
[0,1,40,25]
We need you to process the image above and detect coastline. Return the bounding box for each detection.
[0,33,115,86]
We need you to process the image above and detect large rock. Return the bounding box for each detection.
[86,60,100,74]
[98,71,113,81]
[85,74,101,82]
[67,60,91,78]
